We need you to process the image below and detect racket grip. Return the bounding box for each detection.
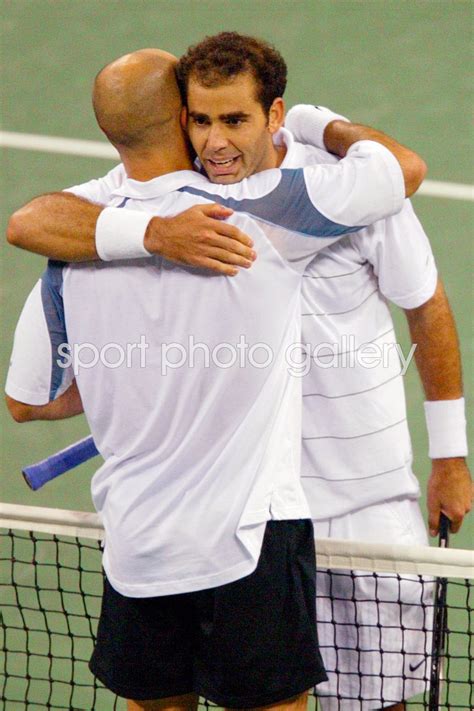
[22,435,99,491]
[438,512,450,547]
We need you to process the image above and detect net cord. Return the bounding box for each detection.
[2,502,473,579]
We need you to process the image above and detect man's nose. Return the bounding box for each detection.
[206,124,228,152]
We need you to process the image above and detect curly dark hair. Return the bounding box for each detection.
[176,32,287,114]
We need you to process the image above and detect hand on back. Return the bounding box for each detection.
[144,203,256,276]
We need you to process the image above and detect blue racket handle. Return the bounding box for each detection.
[22,435,99,491]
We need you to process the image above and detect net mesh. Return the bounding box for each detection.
[1,506,473,711]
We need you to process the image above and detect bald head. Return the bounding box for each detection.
[93,49,183,149]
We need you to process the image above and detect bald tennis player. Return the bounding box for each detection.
[6,50,425,711]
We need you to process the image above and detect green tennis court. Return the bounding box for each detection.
[1,1,472,709]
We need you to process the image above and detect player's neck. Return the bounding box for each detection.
[122,155,194,181]
[120,135,194,181]
[259,142,287,172]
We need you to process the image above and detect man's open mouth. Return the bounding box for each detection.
[206,156,241,174]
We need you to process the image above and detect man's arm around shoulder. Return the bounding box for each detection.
[286,104,427,197]
[7,192,101,261]
[324,120,426,198]
[7,193,256,274]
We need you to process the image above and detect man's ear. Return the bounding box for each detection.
[268,97,285,135]
[180,106,188,132]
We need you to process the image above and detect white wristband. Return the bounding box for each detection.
[95,207,153,261]
[285,104,350,150]
[424,398,468,459]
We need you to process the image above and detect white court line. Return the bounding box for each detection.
[1,130,473,202]
[418,180,474,201]
[0,130,118,160]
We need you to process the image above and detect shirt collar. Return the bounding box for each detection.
[273,127,295,163]
[274,127,310,169]
[110,169,205,200]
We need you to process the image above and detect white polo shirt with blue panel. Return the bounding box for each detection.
[6,141,405,597]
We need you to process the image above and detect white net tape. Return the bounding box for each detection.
[1,501,472,578]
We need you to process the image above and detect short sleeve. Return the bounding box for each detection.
[64,164,126,204]
[302,140,405,228]
[5,267,73,405]
[357,200,438,308]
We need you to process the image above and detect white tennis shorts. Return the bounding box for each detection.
[314,497,434,710]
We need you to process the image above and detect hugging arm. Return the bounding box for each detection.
[7,192,256,275]
[286,104,426,197]
[324,120,426,197]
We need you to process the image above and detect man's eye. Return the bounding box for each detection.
[192,116,209,126]
[226,118,243,126]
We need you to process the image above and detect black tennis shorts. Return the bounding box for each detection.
[89,519,327,708]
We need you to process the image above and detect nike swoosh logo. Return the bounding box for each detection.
[409,658,426,672]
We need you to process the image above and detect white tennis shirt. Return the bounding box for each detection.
[275,129,438,519]
[6,142,405,596]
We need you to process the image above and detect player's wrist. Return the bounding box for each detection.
[432,456,467,465]
[143,216,166,255]
[95,207,153,261]
[424,397,468,459]
[285,104,350,150]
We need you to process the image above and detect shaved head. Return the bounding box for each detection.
[93,49,182,149]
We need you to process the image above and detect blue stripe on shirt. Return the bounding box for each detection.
[179,169,365,238]
[41,260,68,400]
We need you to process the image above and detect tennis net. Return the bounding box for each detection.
[1,503,473,710]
